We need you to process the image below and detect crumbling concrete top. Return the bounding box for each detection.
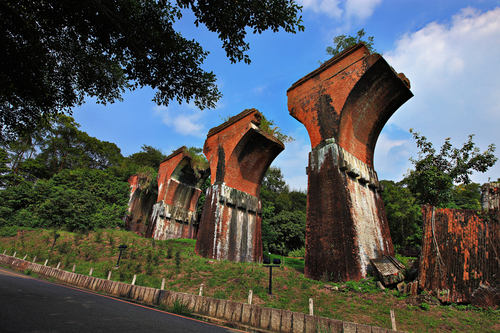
[287,43,413,168]
[204,109,284,197]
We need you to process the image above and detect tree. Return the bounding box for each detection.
[0,169,130,232]
[265,210,306,255]
[1,0,304,138]
[450,183,482,210]
[1,114,123,182]
[0,148,10,188]
[326,29,376,57]
[404,130,497,206]
[35,115,123,177]
[380,180,422,249]
[260,166,307,254]
[126,145,166,170]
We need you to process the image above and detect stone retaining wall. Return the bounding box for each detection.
[0,254,404,333]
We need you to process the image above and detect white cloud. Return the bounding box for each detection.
[252,84,269,97]
[298,0,343,19]
[153,105,207,138]
[297,0,382,21]
[344,0,383,21]
[382,7,500,183]
[374,132,414,181]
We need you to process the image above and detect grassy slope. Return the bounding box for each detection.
[1,228,498,333]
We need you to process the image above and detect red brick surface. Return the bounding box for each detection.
[147,146,209,241]
[287,43,412,168]
[420,206,500,307]
[287,43,411,281]
[124,174,157,236]
[203,109,284,197]
[196,109,284,262]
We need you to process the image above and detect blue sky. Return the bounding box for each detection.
[73,0,500,190]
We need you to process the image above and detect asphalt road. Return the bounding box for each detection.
[0,266,242,333]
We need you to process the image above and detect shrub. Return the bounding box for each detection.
[94,231,103,244]
[169,299,193,316]
[175,250,182,269]
[420,302,430,311]
[289,247,305,258]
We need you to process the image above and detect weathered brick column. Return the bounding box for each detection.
[124,174,157,236]
[195,109,284,262]
[287,43,413,281]
[146,147,209,240]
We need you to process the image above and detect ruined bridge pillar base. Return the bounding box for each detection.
[195,109,283,263]
[195,183,262,263]
[149,197,199,241]
[306,140,392,281]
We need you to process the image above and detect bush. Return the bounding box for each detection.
[175,250,181,269]
[420,302,430,311]
[289,247,305,258]
[0,225,18,237]
[169,299,193,316]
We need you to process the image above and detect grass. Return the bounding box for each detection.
[0,228,499,332]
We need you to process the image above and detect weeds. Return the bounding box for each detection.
[94,231,103,244]
[169,299,193,316]
[175,250,181,269]
[107,232,115,246]
[420,302,430,311]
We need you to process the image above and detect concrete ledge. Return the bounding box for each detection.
[0,254,403,333]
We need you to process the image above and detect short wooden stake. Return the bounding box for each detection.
[132,275,137,285]
[23,254,28,260]
[33,256,37,263]
[44,259,48,266]
[72,264,76,272]
[89,268,93,276]
[309,298,314,316]
[56,262,61,269]
[107,271,112,280]
[248,290,253,305]
[390,309,397,331]
[161,278,165,290]
[2,250,5,255]
[13,251,16,257]
[199,283,204,296]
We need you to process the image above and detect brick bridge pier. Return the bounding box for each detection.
[195,109,284,263]
[147,147,209,240]
[287,43,413,281]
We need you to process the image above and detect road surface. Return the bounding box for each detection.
[0,266,242,333]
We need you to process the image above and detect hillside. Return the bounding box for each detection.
[1,228,498,333]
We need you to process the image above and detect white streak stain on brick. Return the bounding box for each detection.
[313,141,387,278]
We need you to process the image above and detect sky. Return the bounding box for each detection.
[73,0,500,191]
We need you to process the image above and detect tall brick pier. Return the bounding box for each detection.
[146,147,209,240]
[287,43,413,281]
[195,109,284,263]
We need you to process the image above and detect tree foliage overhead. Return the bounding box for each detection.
[404,130,497,206]
[326,28,376,57]
[1,0,304,137]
